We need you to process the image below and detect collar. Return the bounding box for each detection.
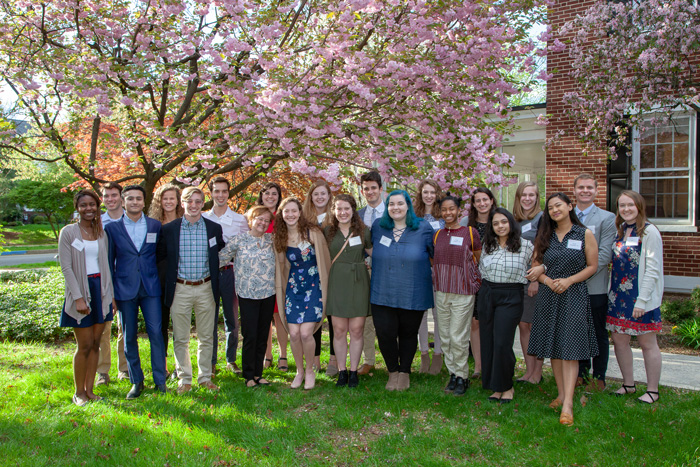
[206,206,233,220]
[123,213,145,225]
[575,204,595,218]
[182,216,204,228]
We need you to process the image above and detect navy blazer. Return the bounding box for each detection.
[106,215,162,301]
[156,217,225,308]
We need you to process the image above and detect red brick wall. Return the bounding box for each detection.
[546,0,700,279]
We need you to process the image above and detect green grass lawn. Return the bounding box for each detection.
[0,338,699,466]
[1,224,60,246]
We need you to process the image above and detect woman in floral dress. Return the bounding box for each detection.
[607,190,663,404]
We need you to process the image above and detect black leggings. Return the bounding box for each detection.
[371,304,424,373]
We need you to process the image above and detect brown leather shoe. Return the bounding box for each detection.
[199,380,220,391]
[396,372,410,391]
[385,372,399,391]
[585,379,606,392]
[177,384,192,394]
[575,377,586,387]
[357,364,374,376]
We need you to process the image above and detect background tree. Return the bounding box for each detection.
[0,0,546,206]
[555,0,700,155]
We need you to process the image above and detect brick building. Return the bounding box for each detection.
[502,1,699,293]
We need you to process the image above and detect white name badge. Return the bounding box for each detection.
[430,221,441,230]
[626,236,640,247]
[317,213,327,224]
[481,255,493,267]
[521,223,532,233]
[209,237,217,247]
[587,225,596,234]
[221,217,233,226]
[380,235,392,247]
[71,238,85,251]
[449,236,464,246]
[567,239,582,250]
[146,232,157,243]
[349,236,362,247]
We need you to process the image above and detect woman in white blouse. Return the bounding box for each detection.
[58,190,114,406]
[477,208,533,403]
[219,205,276,387]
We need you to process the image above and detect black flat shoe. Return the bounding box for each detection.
[126,381,145,400]
[614,384,636,396]
[638,390,659,404]
[453,377,468,396]
[336,369,349,387]
[348,371,359,388]
[444,374,457,393]
[155,384,167,394]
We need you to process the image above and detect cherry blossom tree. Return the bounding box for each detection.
[0,0,546,204]
[557,0,700,156]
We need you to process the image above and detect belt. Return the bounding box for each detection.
[87,273,101,278]
[219,264,233,271]
[176,276,211,286]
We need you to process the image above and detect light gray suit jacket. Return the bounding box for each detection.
[580,204,616,295]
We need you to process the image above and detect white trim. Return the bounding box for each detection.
[664,275,700,294]
[656,225,699,233]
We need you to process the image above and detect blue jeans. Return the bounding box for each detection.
[117,283,167,386]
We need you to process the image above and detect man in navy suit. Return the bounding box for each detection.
[157,186,225,394]
[105,185,167,399]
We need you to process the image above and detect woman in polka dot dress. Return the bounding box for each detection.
[527,193,599,427]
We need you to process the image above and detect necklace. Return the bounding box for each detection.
[79,223,93,240]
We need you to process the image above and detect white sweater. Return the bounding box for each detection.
[634,224,664,311]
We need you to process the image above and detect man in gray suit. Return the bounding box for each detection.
[573,174,616,391]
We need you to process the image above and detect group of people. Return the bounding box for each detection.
[58,171,664,428]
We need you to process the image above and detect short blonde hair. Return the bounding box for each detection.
[181,186,204,202]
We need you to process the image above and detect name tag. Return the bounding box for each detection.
[349,236,362,247]
[587,225,596,234]
[449,236,464,246]
[521,223,532,233]
[317,213,327,224]
[209,237,217,247]
[298,241,311,251]
[221,217,232,226]
[481,255,493,267]
[71,239,85,251]
[567,239,582,250]
[146,232,157,243]
[626,236,640,247]
[380,235,392,247]
[430,221,441,230]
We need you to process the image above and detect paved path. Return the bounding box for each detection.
[426,313,700,391]
[0,252,58,267]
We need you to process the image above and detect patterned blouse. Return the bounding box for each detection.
[218,232,275,300]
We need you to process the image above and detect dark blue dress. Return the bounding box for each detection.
[606,223,662,335]
[285,244,323,324]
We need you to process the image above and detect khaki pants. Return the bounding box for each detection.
[435,292,475,379]
[96,312,128,375]
[362,316,376,366]
[171,282,216,385]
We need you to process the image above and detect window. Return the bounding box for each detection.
[631,113,697,225]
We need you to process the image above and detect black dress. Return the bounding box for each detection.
[528,224,598,360]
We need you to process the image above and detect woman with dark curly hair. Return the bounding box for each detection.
[58,189,114,406]
[477,208,533,403]
[324,194,372,388]
[274,198,330,390]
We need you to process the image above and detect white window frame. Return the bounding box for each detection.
[631,111,696,227]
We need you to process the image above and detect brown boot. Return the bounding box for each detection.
[396,372,411,391]
[419,353,430,373]
[386,372,399,391]
[357,364,374,376]
[428,353,443,375]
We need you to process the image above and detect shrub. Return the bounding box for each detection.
[661,298,697,325]
[0,268,72,341]
[673,318,700,350]
[32,215,48,224]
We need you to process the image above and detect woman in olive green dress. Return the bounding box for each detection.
[324,194,373,388]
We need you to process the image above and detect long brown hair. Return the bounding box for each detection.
[414,179,443,219]
[468,187,497,227]
[326,194,366,242]
[533,192,583,263]
[302,180,333,227]
[74,190,104,239]
[148,183,184,223]
[273,198,319,252]
[615,190,649,239]
[513,181,542,222]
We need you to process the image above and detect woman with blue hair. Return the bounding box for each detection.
[370,190,434,391]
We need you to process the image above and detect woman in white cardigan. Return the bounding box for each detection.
[58,190,114,406]
[606,190,663,404]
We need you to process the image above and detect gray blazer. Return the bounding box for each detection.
[580,204,616,295]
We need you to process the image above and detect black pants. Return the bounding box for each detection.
[478,281,523,392]
[578,293,609,381]
[372,304,424,373]
[314,319,335,357]
[239,295,275,381]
